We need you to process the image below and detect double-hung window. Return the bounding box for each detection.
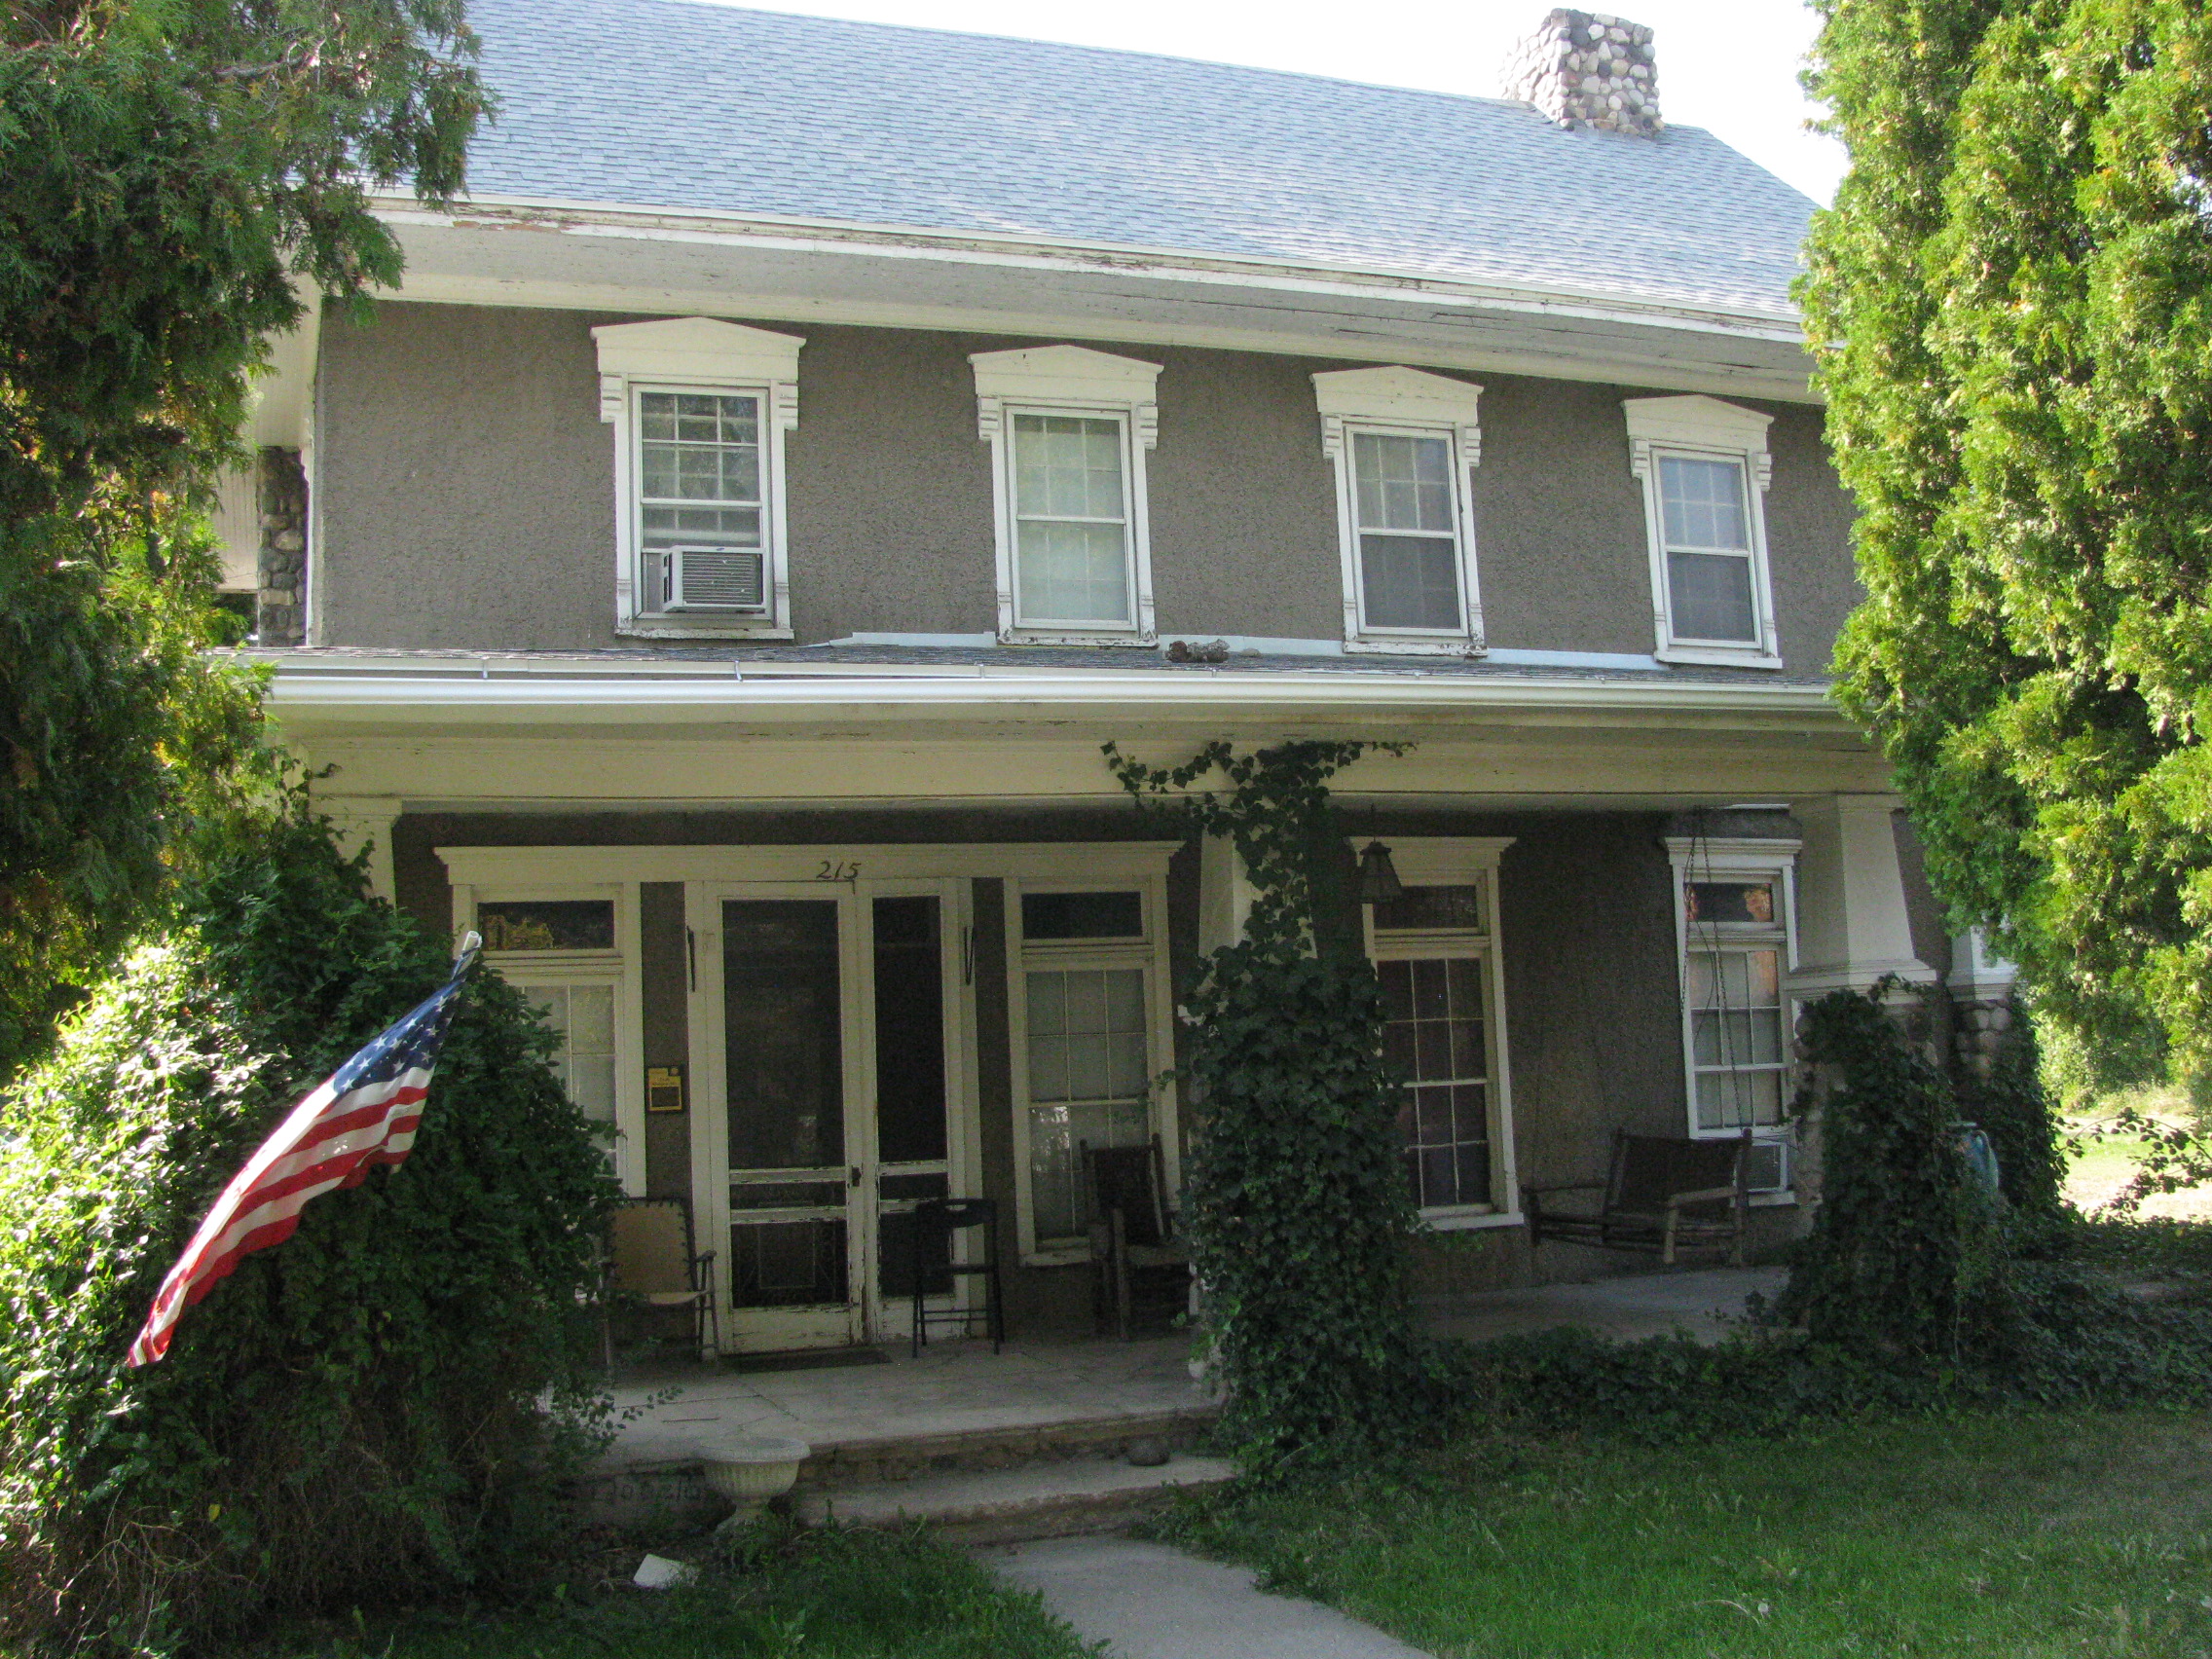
[1663,831,1800,1159]
[1314,367,1486,653]
[454,886,644,1194]
[594,317,804,640]
[1360,838,1519,1227]
[1006,879,1176,1261]
[973,346,1161,645]
[1625,396,1782,667]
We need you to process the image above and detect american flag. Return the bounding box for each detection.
[126,939,481,1368]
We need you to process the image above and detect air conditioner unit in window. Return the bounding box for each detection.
[1744,1137,1791,1197]
[661,545,767,613]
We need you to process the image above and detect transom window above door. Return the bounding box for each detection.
[594,316,803,641]
[1625,395,1783,668]
[973,345,1161,646]
[1313,366,1487,654]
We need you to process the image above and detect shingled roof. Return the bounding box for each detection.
[461,0,1818,322]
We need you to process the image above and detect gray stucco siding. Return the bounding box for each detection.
[314,302,1856,662]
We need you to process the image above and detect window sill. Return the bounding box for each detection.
[1021,1246,1092,1269]
[619,617,794,642]
[999,629,1157,648]
[1750,1189,1798,1208]
[1655,645,1784,670]
[1344,636,1485,657]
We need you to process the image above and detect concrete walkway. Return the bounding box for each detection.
[983,1535,1428,1659]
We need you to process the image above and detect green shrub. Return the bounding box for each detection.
[1958,997,2069,1245]
[1778,985,2011,1360]
[0,809,620,1654]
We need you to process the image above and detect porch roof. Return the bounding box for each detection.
[242,644,1847,733]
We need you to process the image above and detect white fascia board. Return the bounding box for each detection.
[372,196,1808,346]
[254,659,1843,726]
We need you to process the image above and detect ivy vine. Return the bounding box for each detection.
[1104,739,1439,1456]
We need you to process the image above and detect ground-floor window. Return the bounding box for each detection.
[1362,838,1518,1226]
[1662,833,1800,1142]
[1007,878,1175,1262]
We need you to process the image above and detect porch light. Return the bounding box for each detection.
[1356,840,1405,905]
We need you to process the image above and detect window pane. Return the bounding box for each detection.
[1352,432,1455,533]
[1014,414,1125,520]
[1016,520,1132,622]
[1029,1097,1149,1245]
[1667,550,1756,643]
[1022,891,1143,940]
[479,901,614,952]
[1371,885,1485,933]
[1684,881,1777,928]
[1360,534,1461,630]
[638,389,760,549]
[1025,968,1146,1103]
[1382,952,1493,1210]
[1659,456,1749,551]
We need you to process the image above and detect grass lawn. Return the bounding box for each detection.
[266,1524,1099,1659]
[1152,1408,2212,1658]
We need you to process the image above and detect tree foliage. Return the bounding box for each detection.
[1105,740,1439,1457]
[0,805,619,1654]
[1803,0,2212,1081]
[0,0,487,1071]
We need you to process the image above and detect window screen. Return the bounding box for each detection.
[1013,413,1131,624]
[1352,430,1461,631]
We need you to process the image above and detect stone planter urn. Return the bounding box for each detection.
[702,1436,810,1531]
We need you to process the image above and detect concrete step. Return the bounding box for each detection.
[573,1405,1220,1528]
[794,1453,1238,1546]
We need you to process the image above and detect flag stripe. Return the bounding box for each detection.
[126,958,475,1367]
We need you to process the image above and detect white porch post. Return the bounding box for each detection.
[1787,794,1935,1004]
[318,795,402,904]
[1196,832,1256,954]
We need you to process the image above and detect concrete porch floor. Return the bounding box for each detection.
[604,1267,1787,1468]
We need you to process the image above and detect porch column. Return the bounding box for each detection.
[1787,793,1935,1004]
[319,795,402,904]
[1948,926,2020,1079]
[1196,833,1257,954]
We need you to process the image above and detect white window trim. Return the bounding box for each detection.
[1003,866,1180,1266]
[971,345,1161,646]
[1358,837,1519,1230]
[1625,395,1783,669]
[1663,834,1802,1180]
[447,878,646,1198]
[595,317,805,642]
[1312,367,1487,656]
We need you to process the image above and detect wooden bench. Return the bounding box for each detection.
[1523,1129,1751,1266]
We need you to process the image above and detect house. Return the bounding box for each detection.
[222,0,1988,1350]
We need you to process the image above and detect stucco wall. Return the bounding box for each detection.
[314,302,1857,662]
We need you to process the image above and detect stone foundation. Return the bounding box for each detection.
[256,446,308,645]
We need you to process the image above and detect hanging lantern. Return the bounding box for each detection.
[1356,839,1405,905]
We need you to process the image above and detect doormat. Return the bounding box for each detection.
[724,1346,892,1375]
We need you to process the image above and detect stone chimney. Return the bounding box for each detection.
[1503,10,1661,136]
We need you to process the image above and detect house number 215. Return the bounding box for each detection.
[815,860,862,883]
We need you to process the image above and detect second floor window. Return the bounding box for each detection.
[637,390,767,613]
[1351,428,1464,631]
[973,344,1161,645]
[1011,411,1135,627]
[1625,395,1782,668]
[593,316,803,640]
[1313,366,1487,654]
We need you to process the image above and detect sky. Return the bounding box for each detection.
[697,0,1849,205]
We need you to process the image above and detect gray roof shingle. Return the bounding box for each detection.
[461,0,1817,319]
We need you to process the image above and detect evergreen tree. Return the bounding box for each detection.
[1805,0,2212,1081]
[0,0,487,1070]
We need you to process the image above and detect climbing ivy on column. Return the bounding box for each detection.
[1104,739,1439,1456]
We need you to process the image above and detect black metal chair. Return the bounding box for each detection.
[908,1197,1005,1356]
[604,1196,719,1365]
[1082,1134,1191,1340]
